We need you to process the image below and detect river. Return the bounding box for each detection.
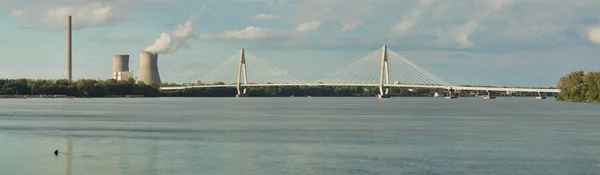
[0,97,598,174]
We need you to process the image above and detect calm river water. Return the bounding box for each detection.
[0,97,599,175]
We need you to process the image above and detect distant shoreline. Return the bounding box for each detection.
[0,95,144,99]
[0,95,555,99]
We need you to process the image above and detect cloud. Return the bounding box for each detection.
[199,20,322,41]
[388,0,518,48]
[390,0,434,36]
[199,26,291,41]
[253,14,279,20]
[1,0,171,3]
[145,15,195,54]
[587,26,600,44]
[11,2,121,30]
[295,20,322,32]
[449,0,516,48]
[284,0,598,52]
[8,0,172,30]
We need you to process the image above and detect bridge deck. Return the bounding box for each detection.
[160,84,560,93]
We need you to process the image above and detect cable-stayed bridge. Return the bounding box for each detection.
[161,45,559,98]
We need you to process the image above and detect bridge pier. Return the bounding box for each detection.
[444,88,457,99]
[236,48,248,98]
[378,45,391,99]
[236,87,247,97]
[483,90,496,99]
[236,93,247,98]
[535,92,546,100]
[377,93,391,98]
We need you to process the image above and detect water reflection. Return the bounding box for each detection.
[65,138,72,175]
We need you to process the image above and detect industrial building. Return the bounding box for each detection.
[137,51,162,85]
[111,55,134,80]
[66,16,162,84]
[109,52,162,84]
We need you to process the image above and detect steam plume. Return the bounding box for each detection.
[145,15,195,54]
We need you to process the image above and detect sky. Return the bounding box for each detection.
[1,0,600,87]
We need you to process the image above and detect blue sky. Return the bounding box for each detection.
[1,0,600,86]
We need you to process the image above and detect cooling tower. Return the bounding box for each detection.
[112,55,130,72]
[137,51,161,85]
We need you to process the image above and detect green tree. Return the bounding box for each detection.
[557,70,600,102]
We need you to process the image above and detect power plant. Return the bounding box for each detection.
[66,15,164,84]
[137,51,162,85]
[109,52,161,84]
[111,55,134,80]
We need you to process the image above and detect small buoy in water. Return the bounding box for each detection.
[54,150,58,155]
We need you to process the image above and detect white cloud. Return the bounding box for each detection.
[390,0,433,36]
[295,20,322,32]
[11,2,121,29]
[173,18,194,39]
[8,0,172,30]
[455,0,515,47]
[146,33,172,53]
[199,19,323,41]
[146,15,196,54]
[199,26,291,41]
[288,0,597,50]
[389,0,517,48]
[253,14,279,20]
[1,0,171,3]
[587,26,600,44]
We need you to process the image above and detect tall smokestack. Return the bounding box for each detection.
[66,15,72,82]
[137,51,161,85]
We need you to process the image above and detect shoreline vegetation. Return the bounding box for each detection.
[0,78,551,98]
[0,78,160,98]
[556,70,600,103]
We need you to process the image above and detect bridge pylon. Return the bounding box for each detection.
[536,91,546,100]
[378,45,391,98]
[236,48,248,97]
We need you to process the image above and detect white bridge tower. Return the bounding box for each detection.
[378,45,391,98]
[236,48,248,97]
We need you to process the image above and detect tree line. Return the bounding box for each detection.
[2,76,580,99]
[0,78,444,97]
[0,78,160,97]
[556,70,600,103]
